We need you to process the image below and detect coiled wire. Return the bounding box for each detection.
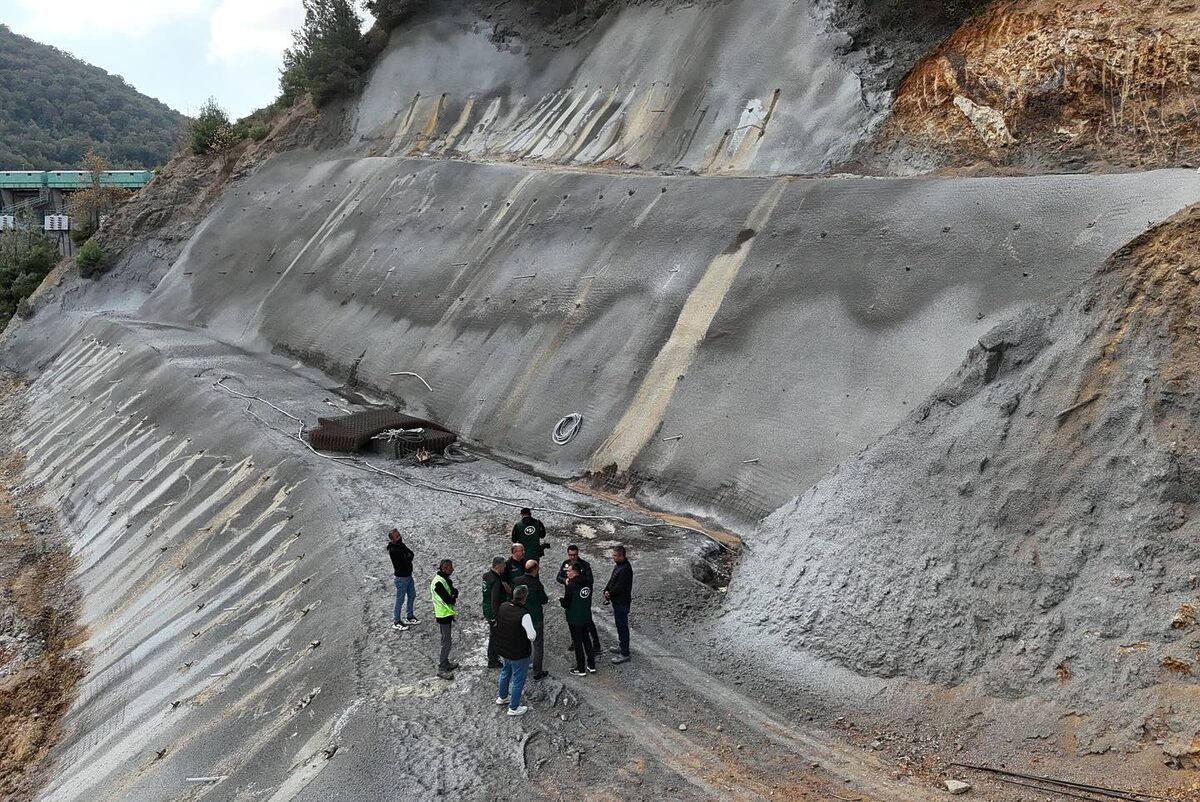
[552,413,583,445]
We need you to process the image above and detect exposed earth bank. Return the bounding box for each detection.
[865,0,1200,173]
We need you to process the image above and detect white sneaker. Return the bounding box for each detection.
[495,696,509,706]
[507,705,528,717]
[406,616,420,625]
[392,623,408,631]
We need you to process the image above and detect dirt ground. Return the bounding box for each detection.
[0,375,85,802]
[860,0,1200,174]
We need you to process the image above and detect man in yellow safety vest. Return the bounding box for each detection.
[431,558,459,680]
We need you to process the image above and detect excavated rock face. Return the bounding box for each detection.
[869,0,1200,172]
[729,204,1200,749]
[353,0,875,175]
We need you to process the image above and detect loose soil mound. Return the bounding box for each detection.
[0,377,84,802]
[728,203,1200,767]
[871,0,1200,172]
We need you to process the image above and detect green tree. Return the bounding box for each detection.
[280,0,367,106]
[0,231,59,324]
[75,239,105,278]
[189,98,236,155]
[0,25,182,169]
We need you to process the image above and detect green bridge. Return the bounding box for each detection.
[1,170,155,220]
[0,170,154,190]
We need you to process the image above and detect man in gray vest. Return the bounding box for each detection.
[493,585,536,716]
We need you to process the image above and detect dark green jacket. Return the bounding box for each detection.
[560,577,593,626]
[514,574,549,625]
[481,569,505,620]
[511,516,547,560]
[503,558,526,598]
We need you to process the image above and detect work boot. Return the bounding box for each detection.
[612,654,631,665]
[437,669,454,680]
[447,662,460,671]
[532,670,549,680]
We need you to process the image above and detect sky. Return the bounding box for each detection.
[0,0,342,119]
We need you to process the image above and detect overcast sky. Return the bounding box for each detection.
[1,0,347,119]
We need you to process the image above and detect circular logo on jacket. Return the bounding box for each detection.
[579,586,591,599]
[524,525,537,536]
[481,581,488,592]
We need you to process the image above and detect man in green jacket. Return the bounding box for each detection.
[430,558,459,680]
[514,559,550,680]
[560,561,596,676]
[511,507,549,560]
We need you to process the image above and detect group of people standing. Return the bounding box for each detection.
[385,508,634,717]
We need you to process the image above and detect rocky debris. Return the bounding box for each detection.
[726,203,1200,758]
[1163,738,1200,770]
[951,96,1014,149]
[944,779,971,794]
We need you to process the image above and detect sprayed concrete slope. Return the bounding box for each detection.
[354,0,873,175]
[12,319,936,802]
[7,4,1200,797]
[136,152,1200,522]
[15,322,359,800]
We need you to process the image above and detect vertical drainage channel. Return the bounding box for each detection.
[587,178,789,474]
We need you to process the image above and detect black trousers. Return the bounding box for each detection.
[568,622,596,671]
[587,620,601,652]
[487,620,501,666]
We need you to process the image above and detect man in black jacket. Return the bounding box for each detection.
[493,585,536,717]
[603,544,634,663]
[482,557,507,669]
[556,544,600,654]
[431,559,459,680]
[387,528,417,630]
[511,507,549,560]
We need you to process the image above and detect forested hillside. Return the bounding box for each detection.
[0,25,183,169]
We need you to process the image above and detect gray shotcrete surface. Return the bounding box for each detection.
[4,1,1200,798]
[136,154,1200,523]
